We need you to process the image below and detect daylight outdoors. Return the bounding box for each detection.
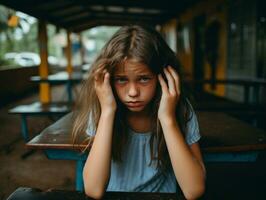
[0,5,119,71]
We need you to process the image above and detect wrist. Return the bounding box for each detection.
[159,115,177,127]
[101,107,116,117]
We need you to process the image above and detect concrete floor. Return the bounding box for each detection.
[0,86,77,200]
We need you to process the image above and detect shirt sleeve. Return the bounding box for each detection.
[185,102,201,145]
[85,113,96,136]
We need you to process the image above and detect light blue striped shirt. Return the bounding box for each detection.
[86,110,201,193]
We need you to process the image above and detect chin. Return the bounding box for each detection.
[126,105,149,113]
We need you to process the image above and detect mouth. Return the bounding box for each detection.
[125,101,143,108]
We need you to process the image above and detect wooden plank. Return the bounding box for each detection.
[30,71,85,102]
[26,133,87,150]
[195,101,266,112]
[198,112,266,152]
[9,102,73,115]
[30,71,83,84]
[26,112,266,152]
[26,113,87,150]
[184,79,266,86]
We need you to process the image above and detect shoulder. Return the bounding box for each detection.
[184,99,201,145]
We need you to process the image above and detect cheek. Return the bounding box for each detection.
[114,84,125,100]
[144,81,157,100]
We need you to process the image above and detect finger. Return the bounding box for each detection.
[167,66,180,94]
[93,65,105,78]
[94,71,100,81]
[93,65,105,74]
[158,74,168,94]
[94,67,106,82]
[103,72,110,85]
[95,72,106,88]
[163,67,176,94]
[101,69,108,82]
[94,71,103,82]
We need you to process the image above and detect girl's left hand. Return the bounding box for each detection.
[158,66,180,123]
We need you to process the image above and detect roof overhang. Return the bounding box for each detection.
[1,0,200,32]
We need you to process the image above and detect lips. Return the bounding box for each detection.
[125,101,143,108]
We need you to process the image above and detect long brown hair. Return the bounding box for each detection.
[72,25,193,171]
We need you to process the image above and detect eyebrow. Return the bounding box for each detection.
[114,74,154,77]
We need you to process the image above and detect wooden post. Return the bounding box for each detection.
[66,31,73,75]
[78,33,85,65]
[38,20,51,103]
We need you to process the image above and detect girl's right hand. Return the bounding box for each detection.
[94,66,117,113]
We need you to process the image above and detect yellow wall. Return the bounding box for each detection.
[175,0,227,96]
[204,8,227,96]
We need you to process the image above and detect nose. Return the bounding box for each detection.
[128,83,139,97]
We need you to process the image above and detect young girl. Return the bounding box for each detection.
[72,25,206,199]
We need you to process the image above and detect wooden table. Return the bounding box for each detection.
[7,187,181,200]
[26,112,266,191]
[30,71,85,102]
[9,102,72,142]
[197,112,266,162]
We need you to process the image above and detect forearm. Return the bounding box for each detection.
[83,110,115,198]
[161,118,205,199]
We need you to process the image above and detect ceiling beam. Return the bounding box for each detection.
[70,19,158,33]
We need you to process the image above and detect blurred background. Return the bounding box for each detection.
[0,0,265,199]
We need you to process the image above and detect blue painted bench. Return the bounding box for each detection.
[9,101,73,142]
[30,72,84,102]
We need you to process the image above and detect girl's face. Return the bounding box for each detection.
[113,59,157,113]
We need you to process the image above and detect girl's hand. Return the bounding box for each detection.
[94,66,117,113]
[158,66,180,123]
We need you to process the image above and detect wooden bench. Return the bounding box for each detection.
[30,71,84,84]
[25,111,266,191]
[30,71,85,102]
[6,187,181,200]
[185,78,266,104]
[197,112,266,153]
[192,92,266,127]
[9,102,73,142]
